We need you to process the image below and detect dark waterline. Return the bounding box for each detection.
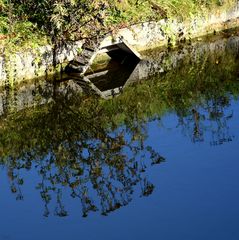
[1,32,239,240]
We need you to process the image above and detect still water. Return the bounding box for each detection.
[1,32,239,240]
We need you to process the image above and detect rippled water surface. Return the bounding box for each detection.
[1,32,239,240]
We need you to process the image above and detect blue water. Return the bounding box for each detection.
[1,98,239,240]
[1,31,239,240]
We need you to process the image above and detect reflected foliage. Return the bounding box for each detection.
[1,36,239,217]
[0,89,165,217]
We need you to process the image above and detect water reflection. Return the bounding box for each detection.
[1,31,239,218]
[177,97,235,145]
[1,33,239,115]
[66,55,140,99]
[0,89,165,217]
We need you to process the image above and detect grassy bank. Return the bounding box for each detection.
[0,0,236,52]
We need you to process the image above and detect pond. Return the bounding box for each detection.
[0,30,239,240]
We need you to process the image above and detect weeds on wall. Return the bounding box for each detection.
[0,0,236,52]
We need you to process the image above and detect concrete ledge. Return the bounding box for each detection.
[1,33,239,116]
[100,1,239,51]
[0,41,83,86]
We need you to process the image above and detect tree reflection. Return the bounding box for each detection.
[177,97,235,145]
[0,87,165,217]
[154,43,239,145]
[1,34,239,217]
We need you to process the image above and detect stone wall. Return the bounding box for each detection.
[100,1,239,50]
[1,1,239,85]
[1,33,239,116]
[0,41,83,86]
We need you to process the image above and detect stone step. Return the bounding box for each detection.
[81,49,96,59]
[83,46,95,52]
[65,35,142,76]
[65,62,85,73]
[74,56,89,65]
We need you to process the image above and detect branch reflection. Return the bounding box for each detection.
[1,89,165,217]
[1,32,239,218]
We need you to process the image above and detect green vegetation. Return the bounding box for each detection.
[0,0,236,52]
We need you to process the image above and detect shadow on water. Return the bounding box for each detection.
[1,31,239,217]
